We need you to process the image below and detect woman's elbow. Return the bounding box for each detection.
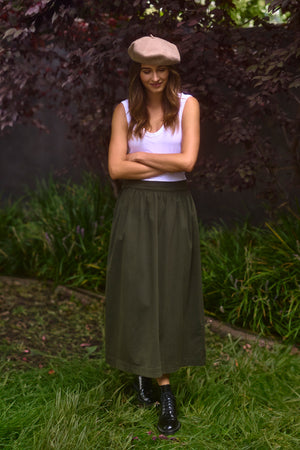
[184,163,194,173]
[108,165,119,180]
[183,158,196,173]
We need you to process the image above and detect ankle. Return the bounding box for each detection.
[160,384,172,394]
[156,374,170,386]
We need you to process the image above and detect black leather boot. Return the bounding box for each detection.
[157,385,181,435]
[133,376,159,406]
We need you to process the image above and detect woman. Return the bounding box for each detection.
[105,35,205,435]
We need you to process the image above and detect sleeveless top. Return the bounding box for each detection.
[121,93,191,182]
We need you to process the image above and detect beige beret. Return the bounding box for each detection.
[128,35,180,65]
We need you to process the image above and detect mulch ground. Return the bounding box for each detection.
[0,276,104,370]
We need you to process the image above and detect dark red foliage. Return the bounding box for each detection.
[0,0,299,207]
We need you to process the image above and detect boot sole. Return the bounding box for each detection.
[132,382,159,407]
[157,420,181,435]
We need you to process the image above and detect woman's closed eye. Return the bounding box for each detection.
[141,67,167,75]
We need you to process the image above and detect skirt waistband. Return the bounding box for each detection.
[122,180,188,192]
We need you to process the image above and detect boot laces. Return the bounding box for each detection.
[161,392,176,417]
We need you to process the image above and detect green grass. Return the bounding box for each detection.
[0,333,299,449]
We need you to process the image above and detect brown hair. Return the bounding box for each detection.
[128,62,181,139]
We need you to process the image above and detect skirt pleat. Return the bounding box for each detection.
[105,180,205,378]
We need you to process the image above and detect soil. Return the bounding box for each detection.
[0,276,105,370]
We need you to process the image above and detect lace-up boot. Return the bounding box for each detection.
[157,384,181,435]
[133,376,159,406]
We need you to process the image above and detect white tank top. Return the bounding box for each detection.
[121,93,191,182]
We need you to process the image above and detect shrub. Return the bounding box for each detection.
[201,210,300,342]
[0,173,115,290]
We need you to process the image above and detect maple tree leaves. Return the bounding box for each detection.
[0,0,299,206]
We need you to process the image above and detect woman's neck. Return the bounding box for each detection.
[146,91,163,108]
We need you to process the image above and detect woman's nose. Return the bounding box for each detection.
[152,71,159,81]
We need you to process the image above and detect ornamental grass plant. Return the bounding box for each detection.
[0,174,115,290]
[200,209,300,342]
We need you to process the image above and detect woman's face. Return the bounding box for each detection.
[140,64,169,94]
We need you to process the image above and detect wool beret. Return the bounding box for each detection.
[128,35,181,66]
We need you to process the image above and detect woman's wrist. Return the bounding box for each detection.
[126,152,146,164]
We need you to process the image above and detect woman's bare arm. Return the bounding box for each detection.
[108,103,164,180]
[126,97,200,173]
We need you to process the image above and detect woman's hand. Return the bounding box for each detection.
[108,96,200,179]
[126,152,145,163]
[125,97,200,173]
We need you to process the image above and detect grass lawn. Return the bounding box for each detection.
[0,278,299,449]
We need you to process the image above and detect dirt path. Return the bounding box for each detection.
[0,276,105,369]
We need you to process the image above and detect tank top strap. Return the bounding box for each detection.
[121,99,131,124]
[178,93,192,122]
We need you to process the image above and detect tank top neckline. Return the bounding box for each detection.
[145,124,164,136]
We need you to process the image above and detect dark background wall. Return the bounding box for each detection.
[0,109,84,200]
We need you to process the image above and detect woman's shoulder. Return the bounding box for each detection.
[119,99,128,113]
[179,92,198,103]
[179,93,199,107]
[179,92,192,101]
[178,93,198,117]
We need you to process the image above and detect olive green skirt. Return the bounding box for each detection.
[105,180,205,378]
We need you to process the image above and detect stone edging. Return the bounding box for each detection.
[205,316,299,355]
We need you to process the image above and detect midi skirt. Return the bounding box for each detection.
[105,180,205,378]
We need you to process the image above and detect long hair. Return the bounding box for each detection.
[128,62,181,139]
